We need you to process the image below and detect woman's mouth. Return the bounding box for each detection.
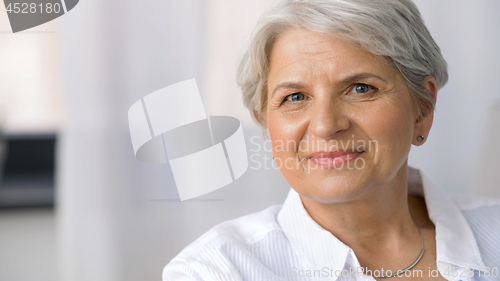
[307,150,365,169]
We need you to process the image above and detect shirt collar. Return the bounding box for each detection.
[419,170,487,271]
[277,168,487,278]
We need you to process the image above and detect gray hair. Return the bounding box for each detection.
[236,0,448,128]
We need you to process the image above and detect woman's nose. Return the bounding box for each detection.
[307,98,350,139]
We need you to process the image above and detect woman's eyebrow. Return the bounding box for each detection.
[271,82,307,98]
[271,73,388,98]
[339,73,388,85]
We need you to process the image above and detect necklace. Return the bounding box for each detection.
[378,207,425,278]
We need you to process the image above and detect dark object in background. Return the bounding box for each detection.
[0,134,56,208]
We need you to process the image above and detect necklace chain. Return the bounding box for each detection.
[378,206,425,278]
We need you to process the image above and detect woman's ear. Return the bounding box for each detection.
[413,75,438,146]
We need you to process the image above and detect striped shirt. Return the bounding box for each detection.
[163,169,500,280]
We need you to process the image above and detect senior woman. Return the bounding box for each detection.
[164,0,500,280]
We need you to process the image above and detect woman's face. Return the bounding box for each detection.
[266,28,431,204]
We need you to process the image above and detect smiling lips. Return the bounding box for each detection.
[307,150,364,168]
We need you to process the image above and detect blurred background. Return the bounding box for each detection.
[0,0,499,280]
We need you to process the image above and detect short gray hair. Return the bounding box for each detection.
[236,0,448,128]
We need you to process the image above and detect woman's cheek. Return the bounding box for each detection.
[378,108,414,164]
[269,116,303,167]
[270,126,296,159]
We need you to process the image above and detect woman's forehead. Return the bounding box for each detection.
[268,29,394,80]
[268,29,397,87]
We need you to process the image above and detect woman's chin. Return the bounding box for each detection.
[295,175,372,204]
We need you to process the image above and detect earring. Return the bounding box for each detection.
[417,135,425,142]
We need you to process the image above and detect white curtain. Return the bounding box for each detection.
[57,1,285,280]
[57,1,500,281]
[58,1,208,280]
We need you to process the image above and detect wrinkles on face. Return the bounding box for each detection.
[265,28,418,203]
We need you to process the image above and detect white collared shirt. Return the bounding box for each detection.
[163,169,500,281]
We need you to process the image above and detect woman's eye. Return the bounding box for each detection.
[284,93,305,102]
[350,83,374,94]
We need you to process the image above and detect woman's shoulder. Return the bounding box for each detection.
[451,193,500,239]
[450,194,500,267]
[450,193,500,213]
[451,193,500,225]
[163,204,287,280]
[180,203,283,255]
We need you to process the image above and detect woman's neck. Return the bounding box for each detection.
[299,164,422,257]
